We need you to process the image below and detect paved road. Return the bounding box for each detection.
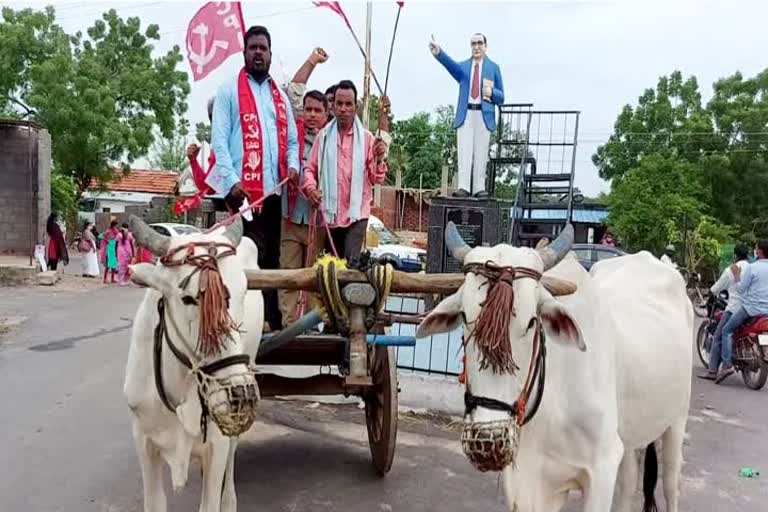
[0,283,766,511]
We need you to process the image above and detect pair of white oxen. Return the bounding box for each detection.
[124,215,692,512]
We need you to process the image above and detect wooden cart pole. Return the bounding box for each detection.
[246,268,465,295]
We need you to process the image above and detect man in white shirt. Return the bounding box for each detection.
[698,244,750,380]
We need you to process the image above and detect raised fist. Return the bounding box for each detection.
[310,47,329,65]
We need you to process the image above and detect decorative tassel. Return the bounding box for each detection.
[472,268,519,374]
[197,262,238,357]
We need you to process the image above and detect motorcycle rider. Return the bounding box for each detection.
[698,243,750,380]
[713,239,768,383]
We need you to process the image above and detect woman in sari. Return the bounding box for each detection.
[46,212,69,271]
[116,223,135,286]
[79,221,100,277]
[100,220,119,284]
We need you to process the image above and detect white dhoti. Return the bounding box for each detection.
[457,109,491,194]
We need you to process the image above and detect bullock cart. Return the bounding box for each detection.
[247,263,464,475]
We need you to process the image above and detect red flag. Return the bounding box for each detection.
[313,1,353,30]
[186,2,246,82]
[396,1,404,6]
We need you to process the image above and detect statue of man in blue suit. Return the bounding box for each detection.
[430,33,504,198]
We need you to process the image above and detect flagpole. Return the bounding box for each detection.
[361,1,373,130]
[349,25,383,96]
[384,3,403,97]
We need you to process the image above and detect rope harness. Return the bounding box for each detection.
[152,241,259,441]
[313,255,394,335]
[459,261,548,472]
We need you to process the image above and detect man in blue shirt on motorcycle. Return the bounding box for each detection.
[712,239,768,383]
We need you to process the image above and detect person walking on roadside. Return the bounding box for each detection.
[100,220,119,284]
[46,212,69,271]
[116,223,135,286]
[79,221,100,277]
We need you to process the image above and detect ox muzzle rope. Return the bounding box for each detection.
[153,241,259,441]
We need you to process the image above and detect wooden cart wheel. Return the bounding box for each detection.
[364,344,398,476]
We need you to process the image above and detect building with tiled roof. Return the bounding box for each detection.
[81,169,179,213]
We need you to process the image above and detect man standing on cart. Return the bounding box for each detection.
[207,25,300,331]
[301,80,390,263]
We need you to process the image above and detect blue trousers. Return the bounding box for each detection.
[708,310,732,372]
[720,307,751,369]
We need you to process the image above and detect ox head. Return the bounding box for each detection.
[416,222,585,472]
[129,215,260,437]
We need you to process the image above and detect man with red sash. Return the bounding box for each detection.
[207,25,300,330]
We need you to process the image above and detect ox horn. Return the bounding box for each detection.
[222,217,243,247]
[537,223,574,271]
[444,221,471,263]
[129,215,170,257]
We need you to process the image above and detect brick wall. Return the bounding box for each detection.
[0,121,51,254]
[370,186,430,232]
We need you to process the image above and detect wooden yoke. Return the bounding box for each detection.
[246,268,465,295]
[245,268,576,296]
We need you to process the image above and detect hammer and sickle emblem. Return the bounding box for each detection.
[188,22,230,73]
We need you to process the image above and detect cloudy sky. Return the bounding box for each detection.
[10,0,768,195]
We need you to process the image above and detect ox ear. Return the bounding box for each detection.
[130,263,174,294]
[416,290,464,338]
[539,293,586,351]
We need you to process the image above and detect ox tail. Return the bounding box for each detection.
[642,442,659,512]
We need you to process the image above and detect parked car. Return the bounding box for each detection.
[149,223,202,237]
[571,243,626,271]
[366,216,426,273]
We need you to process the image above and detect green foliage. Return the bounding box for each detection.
[50,172,78,224]
[597,68,768,274]
[389,107,455,190]
[150,119,189,173]
[606,155,708,255]
[0,7,190,195]
[195,121,211,144]
[593,71,719,183]
[162,200,183,223]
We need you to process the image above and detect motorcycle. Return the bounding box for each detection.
[696,292,768,390]
[680,269,708,318]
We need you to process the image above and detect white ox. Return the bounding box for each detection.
[124,216,264,512]
[417,224,692,512]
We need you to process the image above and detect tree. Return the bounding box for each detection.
[0,7,190,195]
[195,121,211,144]
[606,154,710,255]
[593,71,719,182]
[150,119,189,172]
[50,172,78,226]
[702,70,768,232]
[388,106,456,190]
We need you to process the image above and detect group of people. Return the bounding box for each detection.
[700,240,768,383]
[45,212,139,286]
[188,26,391,331]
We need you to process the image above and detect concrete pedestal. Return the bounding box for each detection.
[426,196,514,274]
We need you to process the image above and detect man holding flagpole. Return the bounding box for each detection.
[207,25,300,331]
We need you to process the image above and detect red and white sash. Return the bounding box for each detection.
[237,67,289,199]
